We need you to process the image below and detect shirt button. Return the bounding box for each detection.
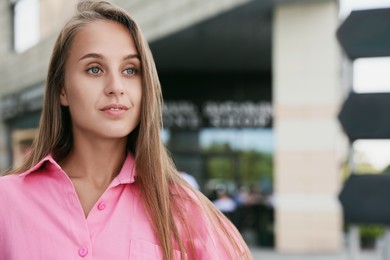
[78,246,88,257]
[97,201,106,210]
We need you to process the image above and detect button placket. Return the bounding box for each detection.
[67,192,78,206]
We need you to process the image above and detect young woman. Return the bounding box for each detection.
[0,1,252,259]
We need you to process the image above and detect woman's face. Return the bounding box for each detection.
[61,20,142,142]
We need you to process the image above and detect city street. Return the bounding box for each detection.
[250,247,382,260]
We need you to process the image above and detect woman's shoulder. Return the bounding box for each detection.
[0,173,23,187]
[171,183,203,207]
[0,174,25,213]
[0,155,61,192]
[0,174,25,196]
[0,162,48,196]
[170,183,217,225]
[170,183,251,259]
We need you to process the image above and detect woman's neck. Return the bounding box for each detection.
[60,137,127,189]
[58,137,128,217]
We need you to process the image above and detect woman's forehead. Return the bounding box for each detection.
[69,20,138,61]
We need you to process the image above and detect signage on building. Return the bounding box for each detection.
[339,174,390,225]
[337,8,390,60]
[337,8,390,228]
[337,8,390,140]
[163,100,272,129]
[338,92,390,141]
[0,84,44,120]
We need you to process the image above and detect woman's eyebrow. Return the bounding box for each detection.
[78,53,104,62]
[78,53,140,62]
[122,54,140,61]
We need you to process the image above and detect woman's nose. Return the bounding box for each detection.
[105,73,125,96]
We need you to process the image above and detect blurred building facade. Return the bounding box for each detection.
[0,0,346,253]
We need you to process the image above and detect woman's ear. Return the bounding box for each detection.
[60,88,69,106]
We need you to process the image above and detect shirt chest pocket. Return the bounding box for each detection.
[129,239,183,260]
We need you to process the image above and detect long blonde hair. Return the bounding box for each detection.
[12,1,251,259]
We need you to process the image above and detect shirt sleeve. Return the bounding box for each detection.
[175,188,250,260]
[0,176,14,258]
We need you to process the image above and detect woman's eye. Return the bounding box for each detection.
[123,68,136,75]
[87,67,102,74]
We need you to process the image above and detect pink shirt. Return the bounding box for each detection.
[0,154,245,259]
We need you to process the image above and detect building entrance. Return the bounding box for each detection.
[164,127,274,247]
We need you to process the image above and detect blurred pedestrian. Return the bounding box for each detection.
[0,1,251,259]
[213,188,238,225]
[180,171,200,190]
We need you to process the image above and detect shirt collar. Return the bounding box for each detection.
[19,153,137,185]
[112,153,136,186]
[19,154,62,177]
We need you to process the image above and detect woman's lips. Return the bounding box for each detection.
[100,104,129,116]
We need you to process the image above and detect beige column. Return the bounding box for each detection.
[273,0,347,253]
[0,122,9,173]
[0,0,11,173]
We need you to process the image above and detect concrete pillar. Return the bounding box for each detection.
[273,0,346,252]
[0,122,10,173]
[0,0,11,173]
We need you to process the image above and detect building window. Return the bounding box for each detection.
[13,0,39,53]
